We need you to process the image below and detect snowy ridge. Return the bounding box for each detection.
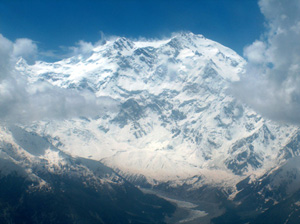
[12,32,300,189]
[0,125,125,190]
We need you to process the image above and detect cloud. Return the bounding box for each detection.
[13,38,38,64]
[0,34,14,81]
[243,40,267,64]
[39,32,110,61]
[69,40,94,56]
[0,34,118,124]
[68,32,110,57]
[232,0,300,124]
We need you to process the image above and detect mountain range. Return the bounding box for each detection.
[1,32,300,223]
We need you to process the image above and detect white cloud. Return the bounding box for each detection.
[232,0,300,124]
[0,34,118,124]
[243,40,267,64]
[13,38,38,64]
[69,40,94,56]
[0,34,14,81]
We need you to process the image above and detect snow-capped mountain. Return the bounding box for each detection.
[2,32,300,223]
[16,32,298,187]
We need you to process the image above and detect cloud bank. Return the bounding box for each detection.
[0,34,118,124]
[232,0,300,124]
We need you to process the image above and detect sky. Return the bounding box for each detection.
[1,0,300,125]
[0,0,264,58]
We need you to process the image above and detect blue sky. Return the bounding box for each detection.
[0,0,264,57]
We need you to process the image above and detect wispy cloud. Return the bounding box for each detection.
[69,40,94,56]
[41,32,109,61]
[0,34,118,124]
[232,0,300,124]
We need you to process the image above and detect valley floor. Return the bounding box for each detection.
[141,188,224,224]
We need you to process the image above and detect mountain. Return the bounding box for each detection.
[213,157,300,224]
[2,32,299,223]
[0,125,175,223]
[18,32,298,185]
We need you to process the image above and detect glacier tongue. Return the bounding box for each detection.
[14,32,299,188]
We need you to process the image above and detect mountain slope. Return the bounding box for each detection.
[0,126,175,223]
[16,32,299,189]
[212,156,300,224]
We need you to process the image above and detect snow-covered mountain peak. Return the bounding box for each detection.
[12,32,300,190]
[19,32,245,100]
[113,37,135,50]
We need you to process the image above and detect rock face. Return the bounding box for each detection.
[1,32,300,223]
